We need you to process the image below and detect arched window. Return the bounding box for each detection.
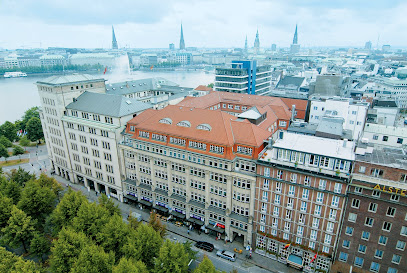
[197,123,212,131]
[159,118,172,125]
[177,120,191,127]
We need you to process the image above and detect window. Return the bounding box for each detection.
[373,135,378,140]
[354,187,363,193]
[345,226,354,236]
[371,168,384,178]
[302,188,309,200]
[331,196,339,207]
[374,249,383,259]
[358,244,367,253]
[314,205,321,216]
[319,179,326,190]
[334,183,342,193]
[387,207,396,217]
[382,222,392,232]
[378,236,388,245]
[391,194,400,202]
[368,202,378,212]
[396,240,406,251]
[365,217,374,227]
[382,136,388,141]
[342,240,350,248]
[348,213,357,222]
[354,257,364,267]
[316,192,324,203]
[392,254,401,264]
[387,268,398,273]
[359,166,366,173]
[372,190,381,197]
[397,138,403,144]
[361,231,370,240]
[279,121,287,127]
[351,198,360,208]
[402,226,407,236]
[370,262,380,272]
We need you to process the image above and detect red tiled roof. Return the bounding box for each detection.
[194,85,213,91]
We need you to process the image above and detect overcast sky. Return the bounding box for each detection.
[1,0,406,49]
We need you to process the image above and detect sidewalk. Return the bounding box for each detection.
[51,173,299,273]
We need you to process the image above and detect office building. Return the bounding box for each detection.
[215,60,272,94]
[335,146,407,273]
[365,41,372,50]
[254,132,355,272]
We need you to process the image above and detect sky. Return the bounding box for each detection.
[0,0,406,49]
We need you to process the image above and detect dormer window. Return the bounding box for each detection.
[159,118,172,125]
[177,120,191,127]
[197,124,211,131]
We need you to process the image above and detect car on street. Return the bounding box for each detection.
[216,250,236,262]
[194,241,214,252]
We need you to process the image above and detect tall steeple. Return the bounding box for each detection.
[292,24,298,45]
[112,26,118,49]
[179,23,185,50]
[244,35,248,52]
[254,29,260,49]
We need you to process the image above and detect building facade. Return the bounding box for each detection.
[254,132,354,272]
[335,147,407,273]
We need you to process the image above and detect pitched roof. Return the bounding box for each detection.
[194,85,213,91]
[276,76,305,89]
[106,77,179,95]
[36,74,104,86]
[66,92,152,117]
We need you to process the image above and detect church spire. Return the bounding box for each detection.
[254,29,260,49]
[112,26,118,49]
[293,24,298,45]
[179,23,185,50]
[244,35,248,52]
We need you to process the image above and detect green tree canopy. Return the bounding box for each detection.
[72,201,110,241]
[50,189,87,234]
[1,206,36,252]
[30,232,51,262]
[13,145,25,156]
[0,193,13,230]
[193,255,218,273]
[0,177,22,204]
[6,167,35,186]
[113,258,148,273]
[19,136,31,147]
[0,247,42,273]
[154,239,190,273]
[26,117,43,143]
[149,211,167,238]
[49,227,91,273]
[37,173,63,199]
[70,244,115,273]
[123,224,163,269]
[0,144,9,161]
[0,121,17,142]
[0,135,13,148]
[17,180,56,225]
[98,194,121,216]
[20,107,40,131]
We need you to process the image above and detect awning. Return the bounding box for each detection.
[155,206,169,213]
[125,194,138,202]
[189,218,204,226]
[287,254,303,269]
[139,199,152,207]
[206,225,225,234]
[170,210,186,219]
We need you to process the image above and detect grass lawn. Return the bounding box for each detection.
[0,158,29,168]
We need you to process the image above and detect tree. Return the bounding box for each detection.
[113,258,148,273]
[30,232,51,262]
[26,117,43,143]
[70,244,115,273]
[123,224,163,269]
[0,178,22,204]
[154,239,190,273]
[6,167,35,186]
[37,173,63,199]
[207,83,214,88]
[49,227,90,273]
[13,145,25,156]
[0,194,13,230]
[0,121,17,142]
[17,180,56,226]
[19,136,31,147]
[72,201,110,241]
[20,107,40,131]
[0,144,9,162]
[149,211,167,238]
[50,189,87,234]
[98,193,121,216]
[183,241,198,263]
[1,206,36,252]
[0,247,42,273]
[0,135,12,148]
[194,255,218,273]
[128,210,141,230]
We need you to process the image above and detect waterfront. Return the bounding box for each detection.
[0,70,214,124]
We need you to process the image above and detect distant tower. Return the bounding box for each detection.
[179,23,185,50]
[254,29,260,49]
[244,36,248,52]
[292,24,298,44]
[112,26,118,50]
[365,41,372,50]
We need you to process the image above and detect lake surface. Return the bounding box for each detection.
[0,70,215,124]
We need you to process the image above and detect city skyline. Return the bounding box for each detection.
[1,0,406,49]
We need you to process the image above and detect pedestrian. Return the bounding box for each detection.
[187,229,190,235]
[95,191,98,196]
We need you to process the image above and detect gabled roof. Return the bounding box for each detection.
[66,92,152,117]
[194,85,213,91]
[276,76,305,89]
[106,77,179,96]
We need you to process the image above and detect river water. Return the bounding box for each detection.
[0,70,215,124]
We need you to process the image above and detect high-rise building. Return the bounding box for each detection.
[215,60,272,94]
[271,44,277,51]
[169,43,175,50]
[179,23,185,50]
[254,29,260,50]
[254,132,355,272]
[365,41,372,50]
[290,24,300,54]
[335,146,407,273]
[112,26,118,50]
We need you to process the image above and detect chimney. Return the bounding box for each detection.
[291,104,296,121]
[268,137,273,148]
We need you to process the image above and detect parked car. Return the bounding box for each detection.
[194,241,214,252]
[216,250,236,262]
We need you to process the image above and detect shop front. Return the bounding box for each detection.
[207,221,225,240]
[170,208,186,222]
[154,202,169,216]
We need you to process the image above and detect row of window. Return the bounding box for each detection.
[338,252,401,271]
